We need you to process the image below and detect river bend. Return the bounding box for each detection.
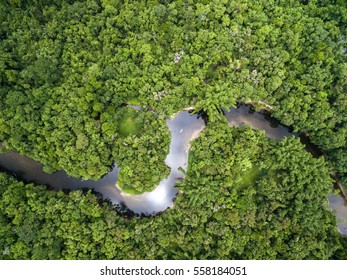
[0,105,346,235]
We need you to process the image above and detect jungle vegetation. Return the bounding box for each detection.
[0,0,347,259]
[1,125,346,259]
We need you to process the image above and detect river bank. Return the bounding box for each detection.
[0,105,346,235]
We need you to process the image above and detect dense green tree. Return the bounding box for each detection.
[0,0,347,259]
[1,125,345,259]
[1,0,347,182]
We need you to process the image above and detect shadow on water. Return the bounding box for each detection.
[0,105,346,235]
[0,110,206,216]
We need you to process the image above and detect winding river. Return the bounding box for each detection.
[0,105,346,235]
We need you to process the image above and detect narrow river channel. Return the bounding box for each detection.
[0,105,346,235]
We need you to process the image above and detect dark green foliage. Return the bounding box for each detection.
[1,0,347,180]
[332,236,347,259]
[0,0,347,259]
[0,126,344,259]
[177,123,340,259]
[110,108,171,194]
[0,172,114,259]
